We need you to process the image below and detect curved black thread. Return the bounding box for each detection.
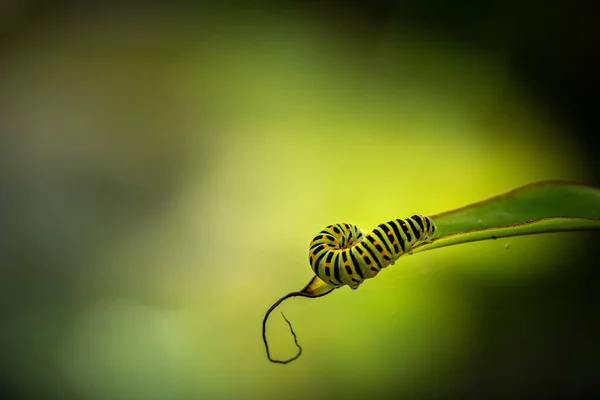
[262,289,332,364]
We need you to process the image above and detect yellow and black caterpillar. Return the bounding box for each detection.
[262,214,437,364]
[309,214,437,289]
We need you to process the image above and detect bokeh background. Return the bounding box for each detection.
[1,1,599,399]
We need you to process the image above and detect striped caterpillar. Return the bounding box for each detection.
[309,214,436,289]
[263,214,437,364]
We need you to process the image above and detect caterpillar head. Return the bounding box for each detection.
[425,215,437,236]
[411,214,437,239]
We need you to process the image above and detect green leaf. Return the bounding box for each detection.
[411,180,600,255]
[263,180,600,364]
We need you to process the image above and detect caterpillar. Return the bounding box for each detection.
[308,214,437,290]
[262,214,437,364]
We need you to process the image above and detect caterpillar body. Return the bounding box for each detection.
[262,214,437,364]
[309,214,436,289]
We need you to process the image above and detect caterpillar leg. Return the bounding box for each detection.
[424,235,433,244]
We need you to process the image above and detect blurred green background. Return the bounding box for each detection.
[1,1,598,399]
